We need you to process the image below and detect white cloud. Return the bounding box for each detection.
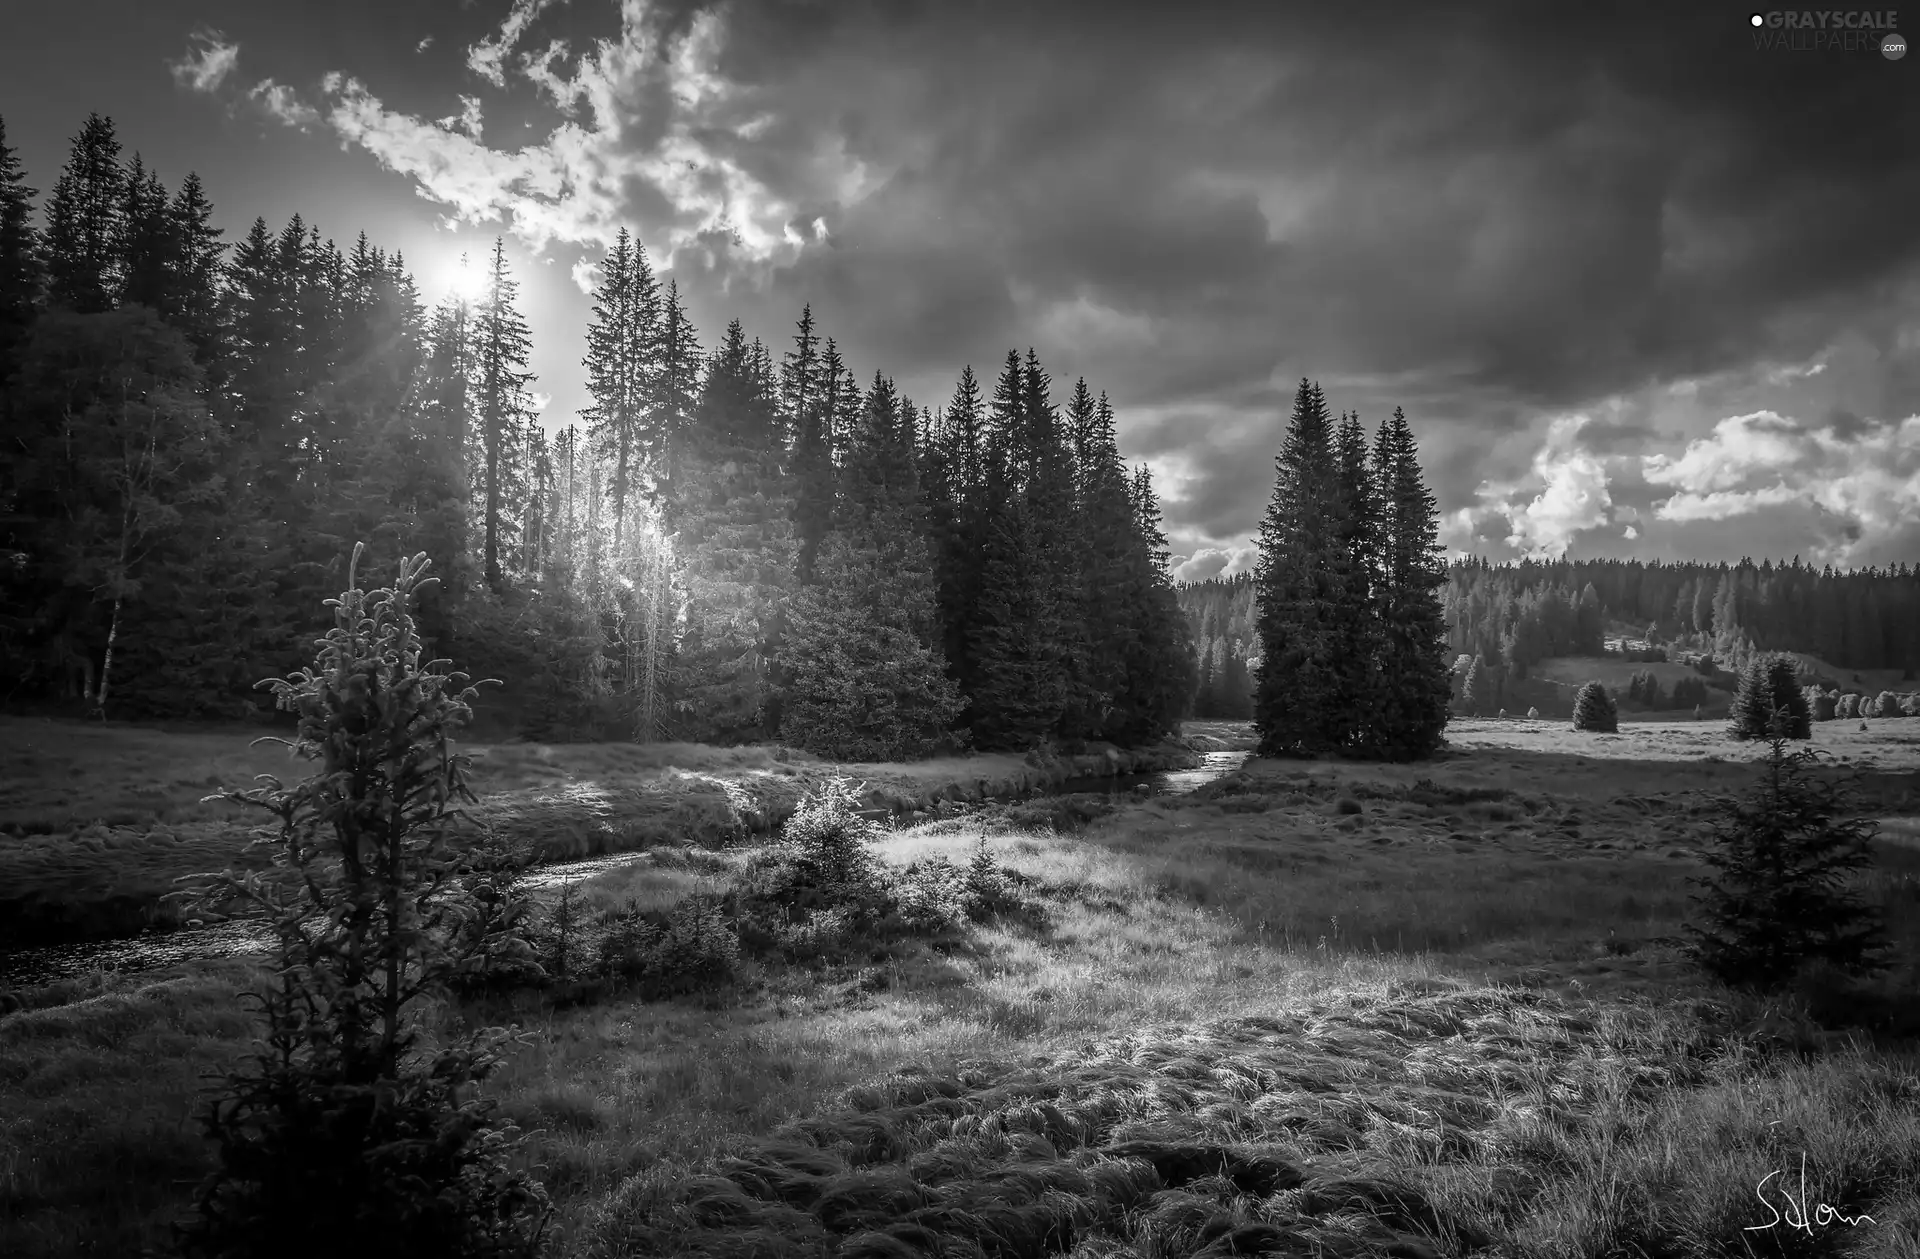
[1642,410,1920,561]
[1763,357,1827,386]
[168,28,239,93]
[241,1,855,267]
[249,80,321,130]
[570,258,603,294]
[1622,524,1638,539]
[1644,411,1812,494]
[417,36,434,53]
[1650,483,1803,522]
[1473,414,1615,559]
[1172,544,1258,583]
[468,0,563,87]
[438,94,485,141]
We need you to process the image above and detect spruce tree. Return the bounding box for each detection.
[0,114,41,414]
[1330,409,1381,750]
[43,113,125,314]
[1572,680,1617,732]
[1371,406,1452,760]
[926,365,990,705]
[173,547,550,1258]
[167,172,227,367]
[117,152,172,312]
[1068,382,1138,741]
[1730,652,1812,740]
[672,318,797,742]
[785,307,837,582]
[472,238,535,593]
[1022,349,1095,740]
[1117,464,1196,742]
[1683,731,1890,989]
[647,278,702,506]
[580,227,659,544]
[779,367,962,759]
[1253,379,1342,756]
[969,495,1069,750]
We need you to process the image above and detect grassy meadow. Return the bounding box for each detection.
[3,716,1920,1256]
[0,715,1204,946]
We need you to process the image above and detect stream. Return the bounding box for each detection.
[0,750,1252,991]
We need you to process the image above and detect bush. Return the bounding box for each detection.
[1526,707,1540,719]
[172,546,550,1259]
[725,777,1032,965]
[1728,653,1811,741]
[1810,689,1837,722]
[1869,690,1901,718]
[598,892,741,995]
[1904,693,1920,717]
[1571,681,1617,733]
[1682,730,1891,990]
[1836,692,1860,719]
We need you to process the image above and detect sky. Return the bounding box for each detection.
[4,0,1919,579]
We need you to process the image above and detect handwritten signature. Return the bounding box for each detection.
[1745,1151,1875,1235]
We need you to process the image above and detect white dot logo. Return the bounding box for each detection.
[1750,12,1765,25]
[1886,32,1908,59]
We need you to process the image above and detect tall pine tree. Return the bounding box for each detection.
[580,227,659,544]
[1253,379,1344,756]
[472,237,535,593]
[43,113,125,314]
[1371,406,1451,759]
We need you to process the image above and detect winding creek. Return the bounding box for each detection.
[0,750,1253,990]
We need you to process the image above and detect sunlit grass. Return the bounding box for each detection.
[4,716,1918,1256]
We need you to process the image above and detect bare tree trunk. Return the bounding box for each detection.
[636,522,660,745]
[93,593,123,718]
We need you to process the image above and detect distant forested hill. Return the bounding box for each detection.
[1179,556,1920,719]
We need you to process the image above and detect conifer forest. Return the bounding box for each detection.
[8,7,1920,1256]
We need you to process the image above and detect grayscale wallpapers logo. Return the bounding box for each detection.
[1747,10,1906,53]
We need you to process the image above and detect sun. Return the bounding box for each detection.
[434,252,489,305]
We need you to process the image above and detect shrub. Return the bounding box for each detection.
[1836,692,1860,719]
[1526,707,1540,719]
[598,892,740,994]
[172,546,550,1259]
[1869,690,1901,718]
[1571,681,1617,733]
[1682,729,1891,990]
[1728,653,1811,741]
[1809,689,1837,722]
[1904,693,1920,717]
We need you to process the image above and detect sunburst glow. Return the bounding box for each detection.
[432,251,488,304]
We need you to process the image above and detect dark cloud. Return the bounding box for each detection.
[628,0,1918,558]
[16,0,1916,567]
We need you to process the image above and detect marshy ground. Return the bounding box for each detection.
[3,716,1918,1257]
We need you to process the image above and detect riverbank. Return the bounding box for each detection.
[0,718,1212,948]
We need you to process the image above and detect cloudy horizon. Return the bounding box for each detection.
[6,0,1917,579]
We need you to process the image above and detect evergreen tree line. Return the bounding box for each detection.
[1174,573,1257,720]
[1446,555,1920,678]
[0,113,1192,757]
[1251,380,1452,760]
